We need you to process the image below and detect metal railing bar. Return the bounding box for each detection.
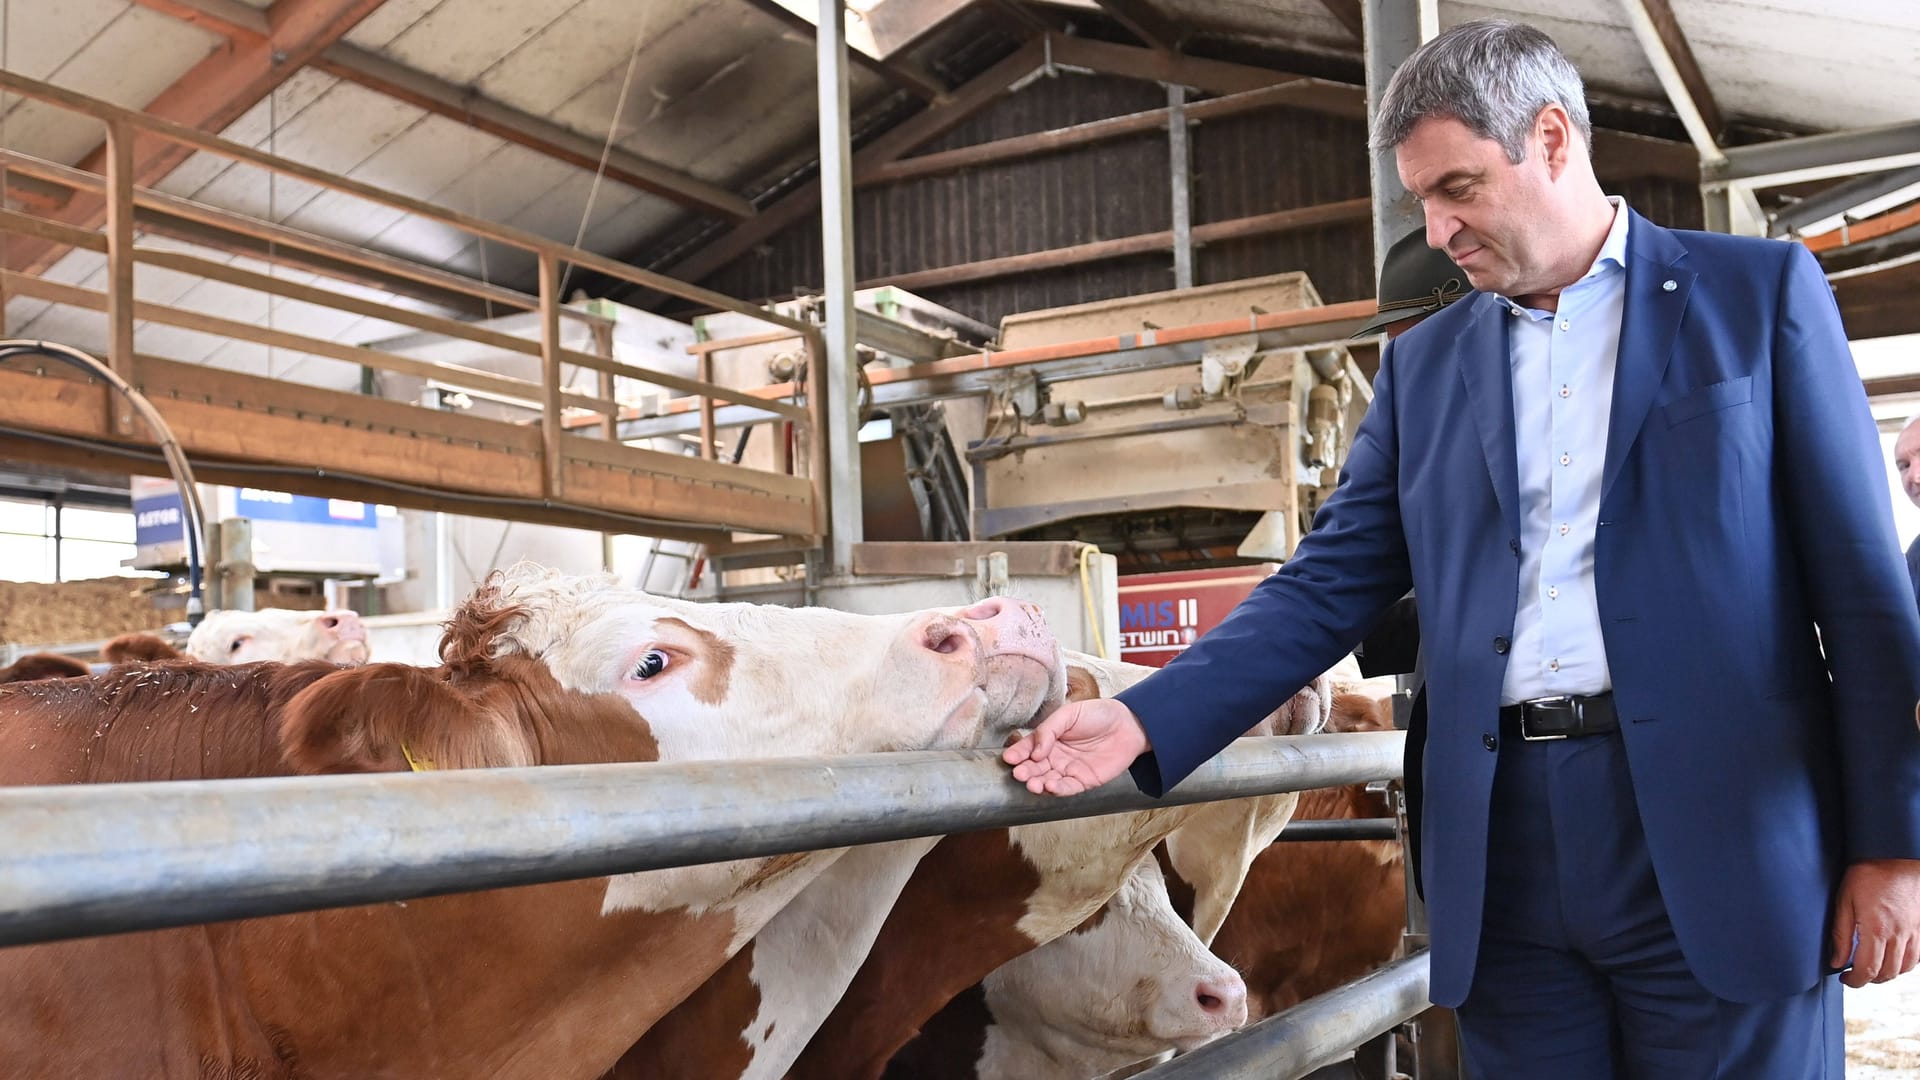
[0,732,1401,949]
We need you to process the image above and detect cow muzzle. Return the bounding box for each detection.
[318,611,370,666]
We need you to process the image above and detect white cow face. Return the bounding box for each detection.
[480,566,1067,760]
[186,608,371,666]
[983,855,1248,1066]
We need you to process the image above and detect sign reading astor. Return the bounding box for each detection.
[1116,564,1279,668]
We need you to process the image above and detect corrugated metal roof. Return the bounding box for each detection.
[1,0,1917,389]
[1160,0,1920,133]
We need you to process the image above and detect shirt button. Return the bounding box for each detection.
[1493,636,1511,654]
[1559,453,1571,466]
[1549,658,1561,672]
[1559,319,1570,331]
[1559,385,1570,398]
[1548,586,1559,599]
[1483,733,1499,752]
[1559,523,1569,535]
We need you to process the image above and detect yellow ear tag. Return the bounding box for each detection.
[400,743,436,773]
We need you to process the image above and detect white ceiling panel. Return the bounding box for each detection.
[3,297,53,332]
[377,0,588,87]
[342,0,446,51]
[16,303,108,354]
[342,114,510,206]
[0,0,132,81]
[473,0,707,121]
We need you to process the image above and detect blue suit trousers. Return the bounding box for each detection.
[1456,728,1845,1079]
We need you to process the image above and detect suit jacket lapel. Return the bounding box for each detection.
[1602,212,1694,506]
[1456,291,1521,541]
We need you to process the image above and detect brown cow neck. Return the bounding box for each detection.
[786,829,1043,1080]
[604,939,760,1080]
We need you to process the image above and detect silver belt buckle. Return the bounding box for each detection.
[1520,695,1575,741]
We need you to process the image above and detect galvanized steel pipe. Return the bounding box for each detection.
[0,732,1401,948]
[1139,950,1432,1079]
[1274,818,1400,842]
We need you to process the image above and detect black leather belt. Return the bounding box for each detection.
[1497,692,1618,741]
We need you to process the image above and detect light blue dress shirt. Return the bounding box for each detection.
[1498,197,1630,705]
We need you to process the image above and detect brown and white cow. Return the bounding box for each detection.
[101,631,184,664]
[608,652,1329,1080]
[881,854,1247,1080]
[1211,686,1408,1020]
[185,606,371,665]
[0,565,1066,1080]
[879,681,1404,1080]
[775,657,1327,1080]
[0,651,90,682]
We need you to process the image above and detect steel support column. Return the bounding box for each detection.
[1168,84,1194,289]
[1768,164,1920,239]
[1362,0,1436,275]
[1709,118,1920,189]
[1700,181,1767,236]
[819,0,863,574]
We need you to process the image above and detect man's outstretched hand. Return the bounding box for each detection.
[1003,697,1150,796]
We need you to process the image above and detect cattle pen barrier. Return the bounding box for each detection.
[0,730,1427,1079]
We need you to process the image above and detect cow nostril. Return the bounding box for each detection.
[924,620,967,655]
[1197,991,1223,1013]
[959,597,1004,622]
[321,617,339,629]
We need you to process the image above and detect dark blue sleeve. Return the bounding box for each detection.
[1119,341,1416,795]
[1773,244,1920,860]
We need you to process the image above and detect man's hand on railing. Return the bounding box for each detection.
[1003,697,1150,796]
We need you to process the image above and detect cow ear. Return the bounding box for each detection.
[1247,673,1337,737]
[1064,663,1103,702]
[1327,690,1395,735]
[279,663,535,774]
[102,633,180,664]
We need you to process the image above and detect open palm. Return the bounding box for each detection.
[1003,697,1149,796]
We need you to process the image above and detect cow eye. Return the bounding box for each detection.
[632,650,670,680]
[228,638,246,654]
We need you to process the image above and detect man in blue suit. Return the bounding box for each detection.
[1006,19,1920,1077]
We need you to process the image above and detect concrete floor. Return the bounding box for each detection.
[1848,977,1920,1077]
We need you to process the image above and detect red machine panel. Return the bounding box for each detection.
[1116,564,1279,668]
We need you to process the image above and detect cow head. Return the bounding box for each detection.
[186,608,370,666]
[279,566,1066,774]
[477,565,1065,759]
[985,856,1247,1063]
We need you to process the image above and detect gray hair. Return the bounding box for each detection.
[1371,19,1592,164]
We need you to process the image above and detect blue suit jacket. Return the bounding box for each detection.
[1117,212,1920,1007]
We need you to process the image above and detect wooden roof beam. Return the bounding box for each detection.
[130,0,754,221]
[654,36,1049,290]
[1092,0,1185,53]
[863,0,981,58]
[1618,0,1726,163]
[1313,0,1365,42]
[11,0,391,276]
[310,47,754,221]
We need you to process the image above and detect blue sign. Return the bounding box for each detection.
[133,490,186,548]
[233,488,376,529]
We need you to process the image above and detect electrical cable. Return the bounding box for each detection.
[0,342,207,622]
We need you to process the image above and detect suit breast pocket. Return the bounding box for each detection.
[1661,376,1754,428]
